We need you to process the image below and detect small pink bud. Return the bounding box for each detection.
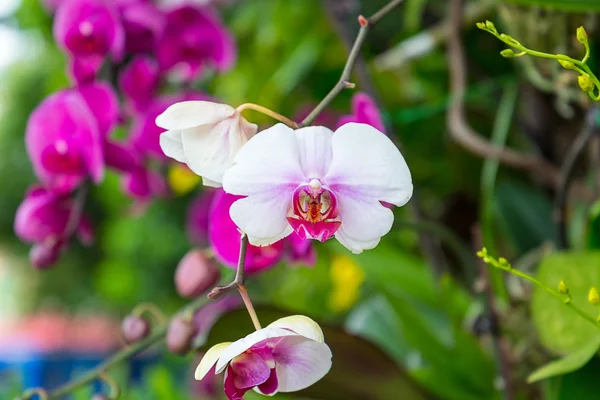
[358,15,368,27]
[29,239,63,269]
[91,395,109,400]
[175,249,220,298]
[166,316,196,355]
[121,315,150,344]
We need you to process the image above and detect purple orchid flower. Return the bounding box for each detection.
[54,0,125,82]
[119,55,160,113]
[25,89,105,192]
[119,0,165,54]
[337,92,386,134]
[156,5,235,81]
[15,186,93,268]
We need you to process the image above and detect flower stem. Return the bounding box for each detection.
[478,250,600,330]
[236,103,299,129]
[238,284,262,330]
[208,233,248,299]
[300,0,406,126]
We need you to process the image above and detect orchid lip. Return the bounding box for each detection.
[287,182,340,242]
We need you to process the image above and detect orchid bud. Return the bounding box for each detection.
[166,316,196,355]
[500,49,516,58]
[558,280,569,294]
[91,395,108,400]
[121,315,150,344]
[578,75,595,93]
[485,20,497,33]
[577,26,588,44]
[588,287,600,305]
[30,239,63,269]
[175,249,220,298]
[558,59,575,70]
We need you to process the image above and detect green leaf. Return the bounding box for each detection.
[502,0,600,11]
[528,335,600,382]
[531,252,600,354]
[205,308,431,400]
[544,356,600,399]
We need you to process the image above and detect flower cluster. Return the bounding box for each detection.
[15,0,235,268]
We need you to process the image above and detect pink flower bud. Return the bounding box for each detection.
[121,315,150,344]
[175,249,220,298]
[29,239,63,269]
[91,395,109,400]
[166,316,196,355]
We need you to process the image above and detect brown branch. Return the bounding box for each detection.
[300,0,406,126]
[447,0,591,201]
[208,233,248,299]
[322,0,448,275]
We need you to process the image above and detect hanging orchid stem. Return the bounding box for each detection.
[236,103,299,129]
[477,249,600,330]
[98,372,120,400]
[238,284,262,330]
[33,294,210,400]
[300,0,406,126]
[131,302,168,326]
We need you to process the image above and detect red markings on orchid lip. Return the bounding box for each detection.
[288,182,341,242]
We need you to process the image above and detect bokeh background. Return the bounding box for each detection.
[2,0,600,399]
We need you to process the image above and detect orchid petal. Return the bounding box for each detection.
[155,101,235,131]
[255,369,279,396]
[159,130,186,163]
[272,336,332,392]
[229,194,294,246]
[216,328,298,374]
[325,123,412,207]
[294,126,333,179]
[333,198,391,253]
[222,123,304,196]
[267,315,324,343]
[195,342,232,380]
[231,352,271,389]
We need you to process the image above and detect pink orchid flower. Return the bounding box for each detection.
[196,315,332,399]
[222,123,412,253]
[156,5,236,81]
[337,92,386,134]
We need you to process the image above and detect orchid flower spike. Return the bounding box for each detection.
[196,315,332,399]
[222,123,413,253]
[157,101,258,187]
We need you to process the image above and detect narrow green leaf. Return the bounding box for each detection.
[528,335,600,383]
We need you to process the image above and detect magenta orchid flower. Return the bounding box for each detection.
[15,186,93,268]
[222,123,412,253]
[119,56,160,112]
[157,101,257,187]
[156,5,235,81]
[337,92,386,134]
[54,0,124,81]
[119,0,165,54]
[25,89,105,192]
[196,315,332,399]
[208,189,315,273]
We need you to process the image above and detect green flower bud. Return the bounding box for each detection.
[588,287,600,305]
[577,26,588,44]
[476,22,485,30]
[499,34,520,47]
[558,59,575,70]
[578,75,595,93]
[558,280,569,294]
[485,20,497,33]
[500,49,516,58]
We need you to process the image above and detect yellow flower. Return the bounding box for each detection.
[168,164,201,196]
[328,255,365,313]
